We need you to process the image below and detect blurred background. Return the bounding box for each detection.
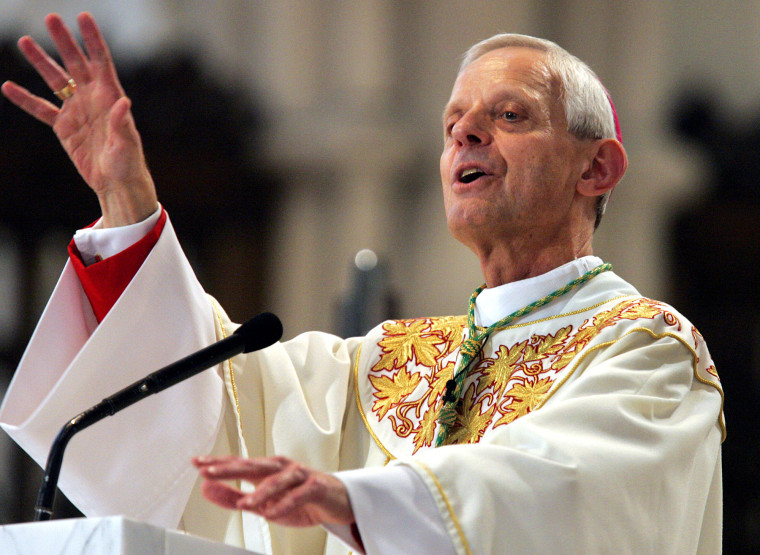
[0,0,757,551]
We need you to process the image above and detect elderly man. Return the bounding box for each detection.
[1,12,723,555]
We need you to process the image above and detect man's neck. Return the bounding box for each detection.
[475,235,594,288]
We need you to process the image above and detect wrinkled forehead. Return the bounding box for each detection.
[460,45,555,84]
[448,46,563,114]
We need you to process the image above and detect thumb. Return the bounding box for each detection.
[106,96,140,150]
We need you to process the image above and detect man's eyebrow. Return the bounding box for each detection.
[442,104,459,123]
[443,100,472,128]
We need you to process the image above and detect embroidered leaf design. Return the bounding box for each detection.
[551,300,667,372]
[412,403,440,452]
[476,340,527,396]
[447,385,495,445]
[369,367,422,418]
[523,326,571,362]
[619,301,662,321]
[374,319,445,371]
[592,301,629,327]
[427,361,455,407]
[551,344,585,371]
[493,376,553,428]
[427,315,467,355]
[550,304,626,371]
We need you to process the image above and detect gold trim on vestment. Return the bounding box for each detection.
[353,344,396,461]
[535,326,726,442]
[211,298,244,437]
[477,294,636,333]
[412,460,473,555]
[351,295,725,554]
[353,294,681,458]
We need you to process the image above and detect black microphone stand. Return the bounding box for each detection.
[33,312,282,521]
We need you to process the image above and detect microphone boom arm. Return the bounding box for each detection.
[33,312,282,521]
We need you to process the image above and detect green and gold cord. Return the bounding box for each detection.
[435,263,612,446]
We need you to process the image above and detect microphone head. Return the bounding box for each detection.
[234,312,283,353]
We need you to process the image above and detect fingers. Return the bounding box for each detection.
[194,455,303,518]
[200,480,246,510]
[236,462,308,513]
[16,35,71,94]
[1,81,58,126]
[77,12,122,88]
[45,13,91,84]
[237,470,314,519]
[194,455,288,482]
[237,466,354,525]
[193,455,355,526]
[15,12,124,105]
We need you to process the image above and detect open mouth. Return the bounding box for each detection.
[459,167,487,183]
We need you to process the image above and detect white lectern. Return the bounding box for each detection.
[0,516,262,555]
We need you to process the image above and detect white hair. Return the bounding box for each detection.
[460,34,618,227]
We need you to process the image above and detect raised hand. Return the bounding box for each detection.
[1,12,158,227]
[192,455,356,528]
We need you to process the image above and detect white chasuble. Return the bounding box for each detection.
[354,272,724,554]
[1,215,724,554]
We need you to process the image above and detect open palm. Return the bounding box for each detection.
[1,12,157,227]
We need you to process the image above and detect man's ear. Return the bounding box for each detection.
[577,139,628,197]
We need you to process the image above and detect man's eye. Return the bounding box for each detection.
[502,111,520,121]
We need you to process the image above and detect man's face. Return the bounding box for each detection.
[440,47,592,250]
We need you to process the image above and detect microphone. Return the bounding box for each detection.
[33,312,283,521]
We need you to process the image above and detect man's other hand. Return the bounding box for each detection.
[192,455,356,528]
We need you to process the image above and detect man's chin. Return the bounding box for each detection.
[446,216,495,247]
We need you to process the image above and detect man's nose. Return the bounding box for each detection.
[451,111,491,146]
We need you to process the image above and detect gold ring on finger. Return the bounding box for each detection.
[54,78,77,100]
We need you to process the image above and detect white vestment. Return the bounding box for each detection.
[0,216,724,554]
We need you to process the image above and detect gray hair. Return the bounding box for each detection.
[460,34,618,228]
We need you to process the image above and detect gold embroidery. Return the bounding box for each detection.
[549,298,668,372]
[692,326,704,348]
[447,385,496,445]
[369,367,422,419]
[374,319,448,371]
[428,315,467,352]
[351,296,724,555]
[428,361,456,406]
[535,327,726,442]
[476,340,528,397]
[354,344,396,460]
[360,297,724,451]
[366,317,466,452]
[524,325,572,364]
[663,311,681,329]
[494,376,554,428]
[366,298,719,449]
[480,294,635,332]
[413,398,441,448]
[463,299,669,442]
